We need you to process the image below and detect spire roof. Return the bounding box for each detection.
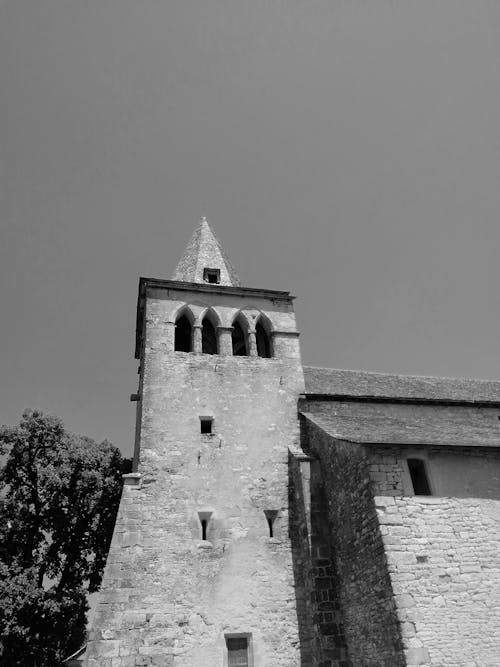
[172,218,241,286]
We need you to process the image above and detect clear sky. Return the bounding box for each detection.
[1,1,500,456]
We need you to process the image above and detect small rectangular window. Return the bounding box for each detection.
[203,268,220,284]
[200,417,213,435]
[407,458,431,495]
[227,637,249,667]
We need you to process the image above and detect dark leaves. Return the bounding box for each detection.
[0,410,129,666]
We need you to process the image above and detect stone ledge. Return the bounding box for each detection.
[123,473,141,486]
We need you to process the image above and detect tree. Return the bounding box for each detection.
[0,409,130,666]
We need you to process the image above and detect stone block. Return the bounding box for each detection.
[405,647,430,664]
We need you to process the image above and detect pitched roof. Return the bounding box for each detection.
[171,217,240,286]
[303,366,500,404]
[302,403,500,447]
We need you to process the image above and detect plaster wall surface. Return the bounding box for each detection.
[369,446,500,499]
[85,289,305,667]
[421,450,500,498]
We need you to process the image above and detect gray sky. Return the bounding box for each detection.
[1,1,500,456]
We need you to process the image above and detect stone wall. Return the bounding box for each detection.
[304,419,405,666]
[85,287,305,667]
[305,424,500,667]
[376,495,500,666]
[370,446,500,666]
[288,451,317,665]
[86,270,500,666]
[288,453,350,667]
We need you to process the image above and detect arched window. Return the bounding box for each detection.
[202,316,218,354]
[174,313,192,352]
[232,318,248,356]
[256,320,272,358]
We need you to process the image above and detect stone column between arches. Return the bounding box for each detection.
[193,324,203,354]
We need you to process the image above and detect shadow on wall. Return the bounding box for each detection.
[299,417,406,667]
[288,451,350,667]
[289,451,316,665]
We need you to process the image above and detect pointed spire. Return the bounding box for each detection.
[172,217,241,286]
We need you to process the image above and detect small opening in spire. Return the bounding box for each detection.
[203,268,220,284]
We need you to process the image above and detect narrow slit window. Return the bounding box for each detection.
[203,268,220,284]
[200,417,213,435]
[227,637,249,667]
[264,510,278,538]
[198,511,212,541]
[407,458,431,495]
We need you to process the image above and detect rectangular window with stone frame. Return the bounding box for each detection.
[225,634,252,667]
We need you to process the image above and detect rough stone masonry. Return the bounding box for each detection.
[84,219,500,667]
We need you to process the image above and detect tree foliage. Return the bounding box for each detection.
[0,409,130,666]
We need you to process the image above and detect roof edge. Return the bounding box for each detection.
[303,365,500,405]
[140,276,292,299]
[301,412,500,449]
[300,393,500,408]
[303,364,500,386]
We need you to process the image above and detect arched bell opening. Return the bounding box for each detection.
[231,316,248,356]
[202,316,218,355]
[174,312,193,352]
[255,319,273,358]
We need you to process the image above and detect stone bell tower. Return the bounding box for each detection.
[85,218,305,666]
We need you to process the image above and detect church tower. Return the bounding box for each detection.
[85,219,305,666]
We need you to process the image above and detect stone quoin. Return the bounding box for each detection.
[83,219,500,667]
